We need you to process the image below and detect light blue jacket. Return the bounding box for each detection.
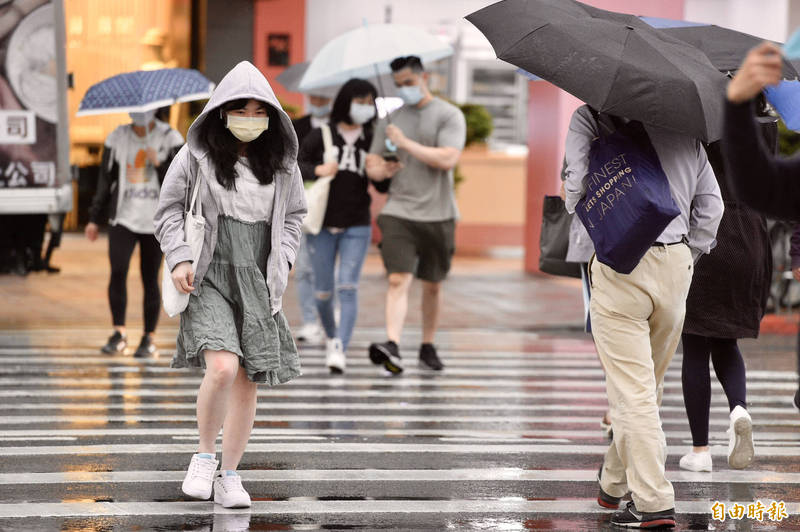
[154,61,307,314]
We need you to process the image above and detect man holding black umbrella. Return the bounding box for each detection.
[563,106,723,528]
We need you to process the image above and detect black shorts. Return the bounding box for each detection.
[377,214,455,282]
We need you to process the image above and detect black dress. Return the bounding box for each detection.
[682,125,775,339]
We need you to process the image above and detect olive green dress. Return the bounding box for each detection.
[174,215,301,385]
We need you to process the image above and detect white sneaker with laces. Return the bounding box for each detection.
[679,450,712,472]
[295,323,325,345]
[181,453,218,499]
[728,405,754,469]
[214,471,251,508]
[326,338,346,373]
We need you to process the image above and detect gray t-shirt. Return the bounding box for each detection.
[370,97,466,222]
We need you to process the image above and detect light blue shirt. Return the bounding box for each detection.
[564,105,723,260]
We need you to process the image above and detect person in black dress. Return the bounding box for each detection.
[722,41,800,413]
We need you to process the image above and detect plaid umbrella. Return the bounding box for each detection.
[77,68,214,116]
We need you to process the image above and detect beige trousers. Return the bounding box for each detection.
[590,243,694,513]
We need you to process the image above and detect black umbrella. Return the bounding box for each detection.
[641,17,798,78]
[466,0,729,141]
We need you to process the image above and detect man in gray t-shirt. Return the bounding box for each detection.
[365,55,466,375]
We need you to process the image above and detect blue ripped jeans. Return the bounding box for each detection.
[293,235,318,325]
[306,225,372,351]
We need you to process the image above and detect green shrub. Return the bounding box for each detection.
[459,102,493,147]
[453,102,493,189]
[778,120,800,157]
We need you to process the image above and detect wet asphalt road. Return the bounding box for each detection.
[0,327,798,531]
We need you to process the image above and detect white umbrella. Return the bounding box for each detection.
[298,23,453,92]
[278,61,397,98]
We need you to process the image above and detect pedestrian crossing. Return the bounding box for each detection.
[0,327,798,530]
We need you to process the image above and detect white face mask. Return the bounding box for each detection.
[226,114,269,142]
[309,102,331,118]
[397,85,424,106]
[129,110,156,127]
[349,102,376,125]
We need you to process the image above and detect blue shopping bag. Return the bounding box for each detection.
[764,80,800,132]
[576,116,680,274]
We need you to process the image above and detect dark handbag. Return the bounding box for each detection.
[539,195,581,278]
[576,111,680,274]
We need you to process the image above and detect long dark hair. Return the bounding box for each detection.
[329,78,378,134]
[196,98,288,190]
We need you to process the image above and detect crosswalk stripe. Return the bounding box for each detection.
[0,499,797,519]
[2,401,796,416]
[0,388,794,406]
[1,442,798,456]
[0,427,796,441]
[1,413,797,427]
[0,427,800,445]
[2,468,798,484]
[0,376,794,391]
[0,348,603,359]
[3,365,793,382]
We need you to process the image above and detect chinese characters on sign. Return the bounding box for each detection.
[0,110,35,144]
[711,500,789,522]
[0,161,54,188]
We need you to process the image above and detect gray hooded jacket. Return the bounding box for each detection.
[154,61,307,314]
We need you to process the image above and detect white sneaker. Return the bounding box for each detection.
[182,453,218,499]
[679,450,712,472]
[214,471,251,508]
[326,337,346,374]
[728,405,754,469]
[295,323,325,345]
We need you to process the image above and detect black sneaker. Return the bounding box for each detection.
[611,501,675,529]
[419,343,444,371]
[101,331,127,355]
[794,388,800,412]
[368,341,403,374]
[597,464,621,509]
[134,335,157,358]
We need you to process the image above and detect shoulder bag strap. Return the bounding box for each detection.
[187,160,203,217]
[320,123,334,164]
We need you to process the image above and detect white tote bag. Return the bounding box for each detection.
[302,124,336,235]
[161,173,205,317]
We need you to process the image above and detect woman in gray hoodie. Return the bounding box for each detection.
[154,61,306,508]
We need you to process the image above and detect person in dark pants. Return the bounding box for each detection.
[86,110,183,357]
[679,136,774,473]
[722,41,800,412]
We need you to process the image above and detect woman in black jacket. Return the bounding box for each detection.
[86,111,183,357]
[723,41,800,413]
[298,78,388,374]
